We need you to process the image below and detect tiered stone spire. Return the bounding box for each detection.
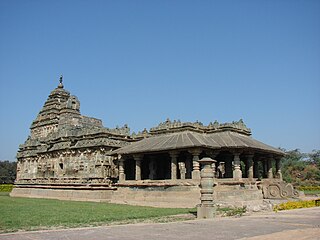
[30,76,75,138]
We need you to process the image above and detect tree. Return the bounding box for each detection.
[308,150,320,167]
[0,161,17,184]
[281,149,320,186]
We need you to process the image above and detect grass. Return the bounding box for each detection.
[303,190,320,195]
[298,186,320,195]
[0,184,14,192]
[0,193,193,233]
[218,206,247,217]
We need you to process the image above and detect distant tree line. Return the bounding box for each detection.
[0,161,16,184]
[281,149,320,186]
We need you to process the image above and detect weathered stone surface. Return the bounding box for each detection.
[10,187,114,202]
[111,185,200,208]
[197,158,216,219]
[261,179,300,199]
[16,79,133,186]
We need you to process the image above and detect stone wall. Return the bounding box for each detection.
[111,185,200,208]
[10,187,114,202]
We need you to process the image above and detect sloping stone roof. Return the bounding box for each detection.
[113,130,284,156]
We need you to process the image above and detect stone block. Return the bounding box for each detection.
[197,205,216,219]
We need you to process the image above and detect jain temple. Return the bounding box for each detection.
[11,77,299,209]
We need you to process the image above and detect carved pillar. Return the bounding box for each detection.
[233,151,242,180]
[169,151,179,180]
[16,161,21,180]
[225,154,233,178]
[179,162,186,179]
[185,155,193,179]
[148,156,156,180]
[275,158,283,181]
[263,159,267,178]
[189,149,202,180]
[207,150,219,177]
[118,155,125,183]
[133,154,143,180]
[253,160,259,178]
[197,157,216,219]
[30,160,35,179]
[267,156,273,179]
[246,154,254,180]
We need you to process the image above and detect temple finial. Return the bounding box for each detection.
[58,75,64,88]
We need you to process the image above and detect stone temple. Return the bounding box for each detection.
[11,78,299,209]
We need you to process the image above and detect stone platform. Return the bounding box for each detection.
[10,185,115,202]
[10,179,269,209]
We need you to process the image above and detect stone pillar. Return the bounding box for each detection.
[267,156,273,179]
[118,155,125,183]
[189,149,202,180]
[225,155,233,178]
[207,150,219,177]
[179,162,186,179]
[233,152,242,181]
[148,156,156,180]
[185,155,193,179]
[253,160,259,178]
[246,154,254,180]
[169,151,179,180]
[133,154,142,180]
[197,157,216,219]
[275,158,283,181]
[30,160,34,179]
[212,161,216,178]
[263,160,267,178]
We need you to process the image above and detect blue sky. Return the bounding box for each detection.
[0,0,319,160]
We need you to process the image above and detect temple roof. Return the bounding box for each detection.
[113,130,284,156]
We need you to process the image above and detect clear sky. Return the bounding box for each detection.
[0,0,319,161]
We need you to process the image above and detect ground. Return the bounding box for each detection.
[0,207,319,240]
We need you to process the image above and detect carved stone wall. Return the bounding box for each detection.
[16,80,133,186]
[261,180,299,199]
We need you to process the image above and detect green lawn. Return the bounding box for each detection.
[303,190,320,195]
[0,193,193,233]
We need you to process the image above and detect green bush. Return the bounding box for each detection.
[0,184,14,192]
